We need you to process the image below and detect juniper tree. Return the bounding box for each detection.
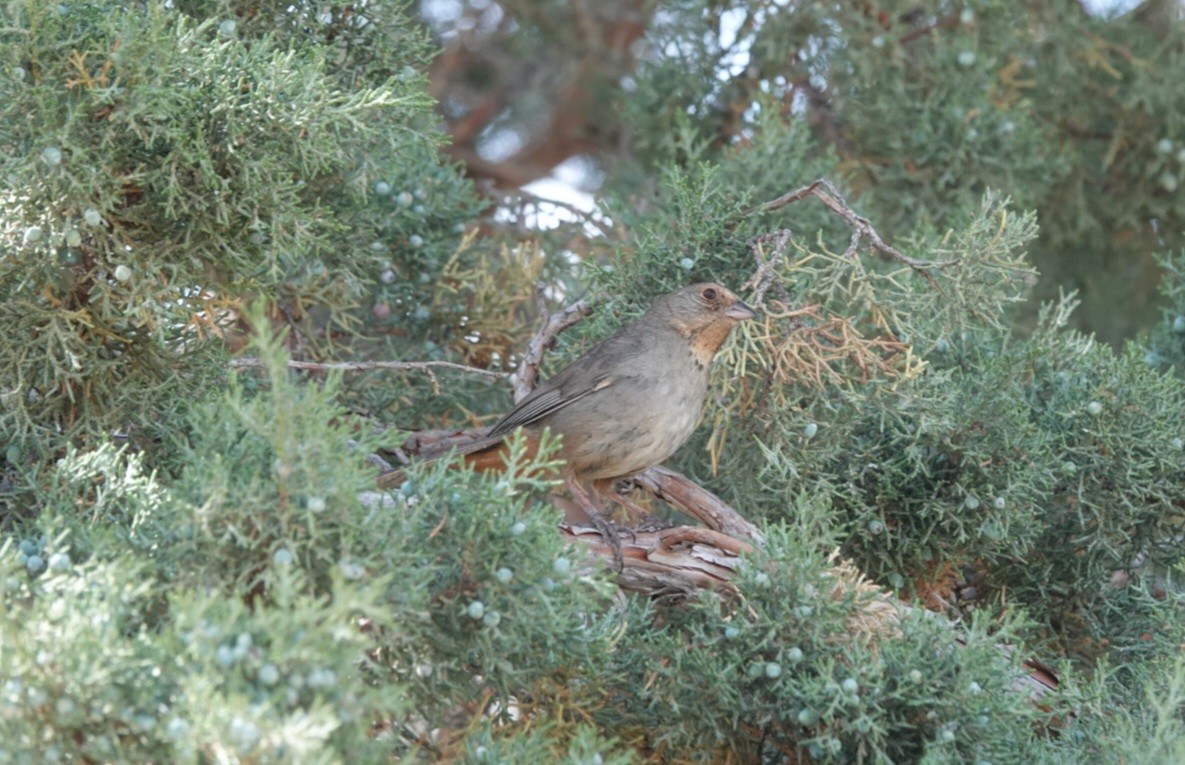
[2,2,1185,764]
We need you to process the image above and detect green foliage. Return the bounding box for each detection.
[826,1,1069,226]
[817,357,1052,585]
[992,306,1185,663]
[603,523,1043,764]
[461,721,633,765]
[4,1,1185,763]
[799,292,1185,666]
[615,0,1185,341]
[1,551,173,764]
[0,536,411,763]
[1144,251,1185,372]
[0,0,479,443]
[161,322,397,594]
[1030,647,1185,764]
[2,323,618,761]
[579,159,1185,757]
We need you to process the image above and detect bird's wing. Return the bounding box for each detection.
[488,371,614,437]
[488,326,646,437]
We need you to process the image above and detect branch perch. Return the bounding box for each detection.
[631,465,765,546]
[560,523,747,602]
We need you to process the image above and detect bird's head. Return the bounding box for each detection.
[652,282,757,362]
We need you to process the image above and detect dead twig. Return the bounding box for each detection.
[897,12,961,46]
[758,302,911,392]
[744,178,944,287]
[511,298,595,402]
[231,357,505,397]
[741,229,793,307]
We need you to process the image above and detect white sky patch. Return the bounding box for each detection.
[421,0,463,27]
[521,161,605,235]
[718,7,752,77]
[1081,0,1144,16]
[522,177,595,214]
[477,130,524,163]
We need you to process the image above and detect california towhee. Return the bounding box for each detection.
[379,282,755,530]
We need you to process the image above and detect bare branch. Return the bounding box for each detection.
[745,178,945,286]
[385,428,765,548]
[631,465,765,546]
[231,357,506,396]
[897,12,961,45]
[512,299,595,402]
[745,181,819,214]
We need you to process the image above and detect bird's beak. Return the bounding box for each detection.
[724,299,757,321]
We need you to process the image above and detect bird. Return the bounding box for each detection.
[378,282,756,535]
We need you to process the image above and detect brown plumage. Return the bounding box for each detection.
[377,283,756,505]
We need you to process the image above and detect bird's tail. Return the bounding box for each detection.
[376,430,539,490]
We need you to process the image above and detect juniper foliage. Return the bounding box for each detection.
[2,2,1185,764]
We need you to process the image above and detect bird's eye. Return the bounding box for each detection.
[701,287,718,301]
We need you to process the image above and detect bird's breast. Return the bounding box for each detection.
[556,346,710,480]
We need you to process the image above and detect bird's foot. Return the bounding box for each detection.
[566,474,631,572]
[587,511,632,573]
